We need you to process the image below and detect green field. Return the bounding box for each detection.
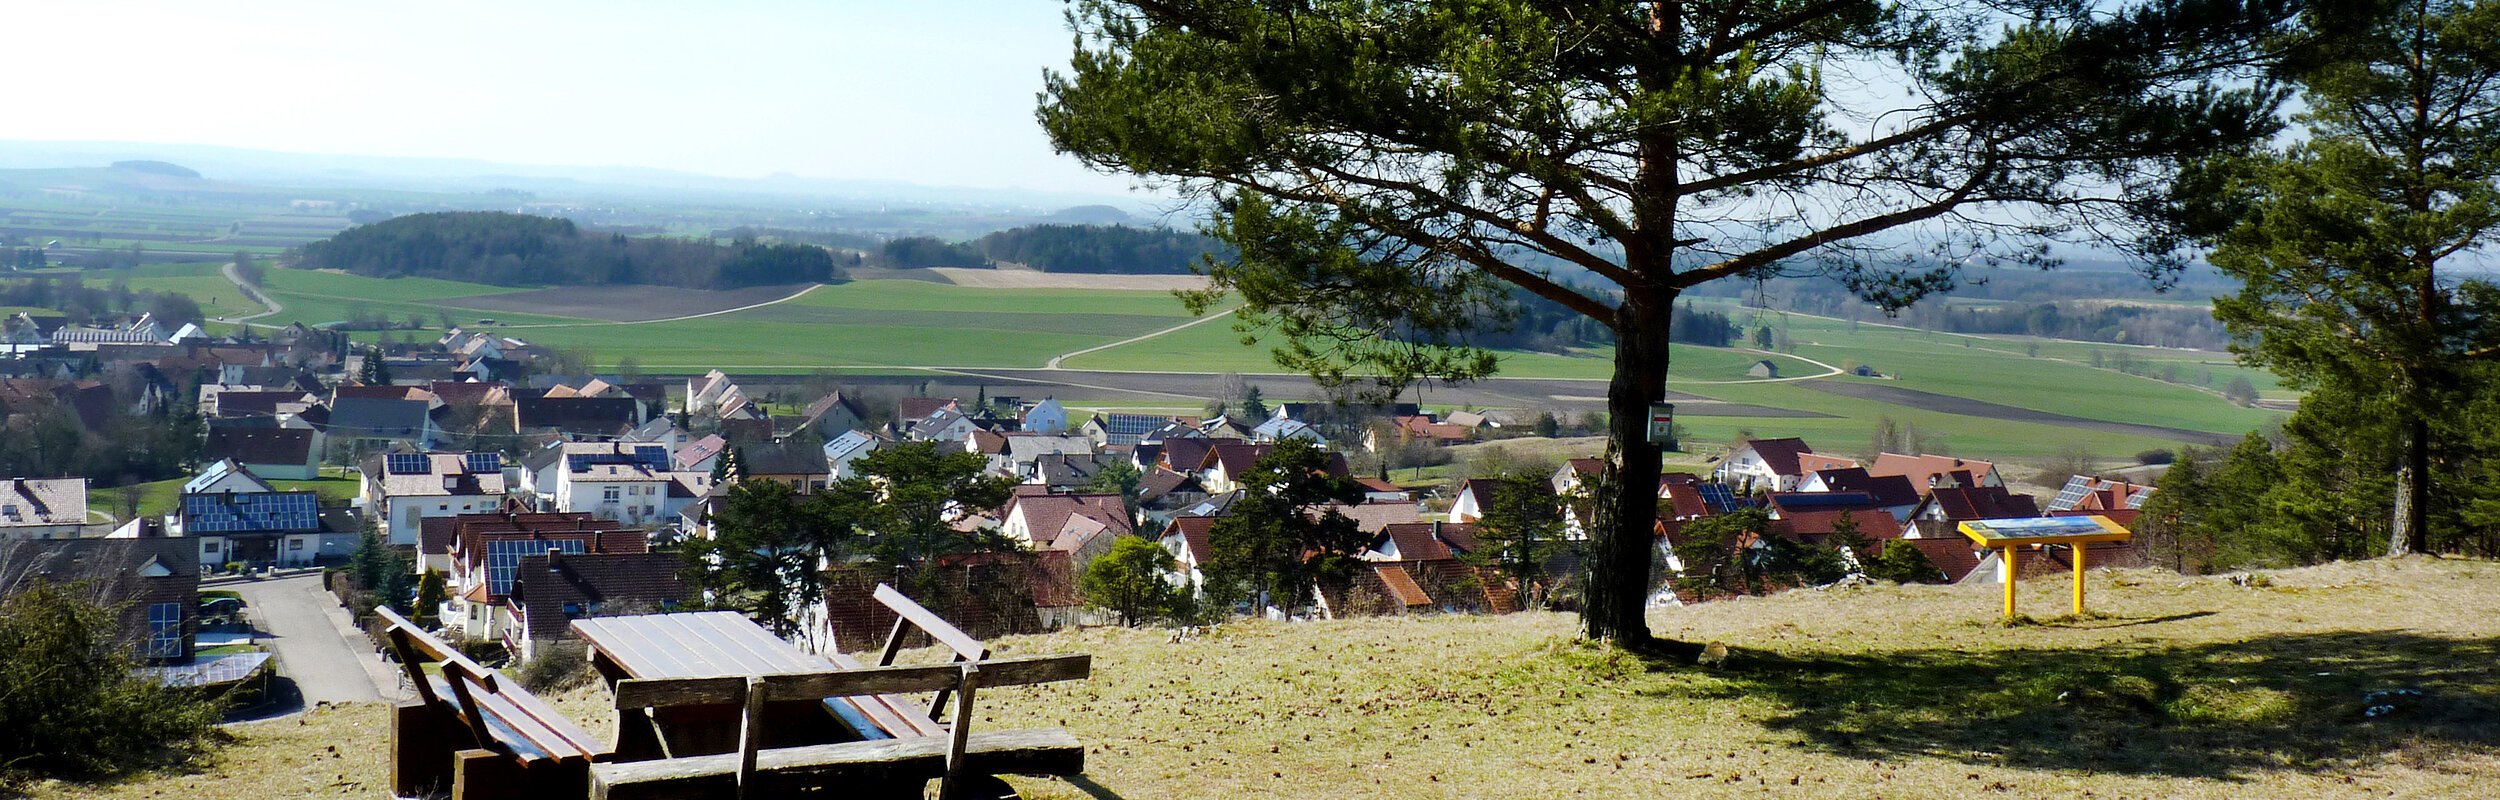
[89,262,2290,459]
[88,474,358,521]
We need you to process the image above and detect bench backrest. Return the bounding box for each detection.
[600,586,1089,799]
[375,606,604,763]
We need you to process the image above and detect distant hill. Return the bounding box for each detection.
[108,160,200,179]
[298,211,846,290]
[1048,204,1133,224]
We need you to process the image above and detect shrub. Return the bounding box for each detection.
[2136,449,2176,466]
[1864,540,1945,584]
[0,581,226,786]
[516,643,591,693]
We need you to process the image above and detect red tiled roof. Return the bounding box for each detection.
[1869,453,1999,494]
[1374,564,1433,607]
[1903,538,1986,583]
[1007,492,1132,549]
[1566,457,1605,478]
[1160,438,1215,473]
[1795,453,1860,473]
[1167,516,1218,565]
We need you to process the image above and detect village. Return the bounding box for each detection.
[0,312,2158,695]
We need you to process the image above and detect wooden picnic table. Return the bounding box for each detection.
[574,612,864,761]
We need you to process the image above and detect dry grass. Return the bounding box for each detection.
[980,557,2500,799]
[31,558,2500,799]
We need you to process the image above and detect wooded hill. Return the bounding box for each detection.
[297,212,847,289]
[863,224,1227,273]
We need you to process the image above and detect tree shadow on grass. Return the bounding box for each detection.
[1661,630,2500,781]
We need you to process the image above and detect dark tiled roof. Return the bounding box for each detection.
[737,438,828,477]
[327,397,431,439]
[515,395,643,436]
[1901,538,1987,583]
[204,425,314,466]
[508,552,691,642]
[1925,486,2041,521]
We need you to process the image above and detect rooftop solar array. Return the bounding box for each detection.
[180,491,319,534]
[487,538,586,596]
[143,652,272,688]
[2048,476,2094,512]
[569,445,670,473]
[2126,490,2151,510]
[385,453,431,475]
[464,452,501,474]
[1776,491,1878,509]
[1693,483,1746,514]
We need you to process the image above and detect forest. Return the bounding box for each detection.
[296,212,848,289]
[973,224,1225,273]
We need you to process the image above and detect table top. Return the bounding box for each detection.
[1958,515,2132,548]
[571,611,826,680]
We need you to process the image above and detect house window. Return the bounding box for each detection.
[436,503,449,511]
[145,602,181,659]
[202,540,219,553]
[602,487,621,501]
[289,538,305,550]
[561,602,586,617]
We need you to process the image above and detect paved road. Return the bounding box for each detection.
[211,261,283,324]
[231,573,400,705]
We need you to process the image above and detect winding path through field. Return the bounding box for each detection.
[1044,307,1239,369]
[478,283,827,329]
[211,261,284,324]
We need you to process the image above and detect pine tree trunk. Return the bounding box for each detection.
[2389,414,2430,556]
[1581,290,1699,658]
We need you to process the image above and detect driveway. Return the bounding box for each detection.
[229,573,403,705]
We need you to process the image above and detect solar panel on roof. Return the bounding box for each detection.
[2048,476,2094,512]
[464,452,500,474]
[180,492,319,533]
[386,453,430,475]
[487,539,587,596]
[1693,483,1743,513]
[2126,490,2151,510]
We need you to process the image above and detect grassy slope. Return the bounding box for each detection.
[36,558,2496,800]
[90,476,358,521]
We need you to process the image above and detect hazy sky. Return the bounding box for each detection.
[0,1,1142,195]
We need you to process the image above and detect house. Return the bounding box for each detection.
[676,434,729,475]
[2,536,198,661]
[1912,486,2043,536]
[1795,467,1923,523]
[1713,437,1821,493]
[1447,478,1496,523]
[1553,457,1605,497]
[2047,475,2156,520]
[996,435,1096,481]
[1195,441,1349,495]
[618,415,685,449]
[360,451,511,547]
[999,492,1132,569]
[1251,416,1327,446]
[822,429,884,480]
[176,460,341,568]
[1034,452,1128,493]
[1330,521,1512,616]
[1867,452,2004,496]
[1020,397,1070,435]
[203,425,323,481]
[1389,415,1474,446]
[1747,360,1780,378]
[515,394,645,438]
[441,512,648,643]
[1083,412,1173,447]
[1135,466,1207,525]
[0,477,88,540]
[503,550,690,660]
[552,442,707,529]
[904,406,979,443]
[684,370,745,417]
[1354,476,1407,503]
[737,438,832,493]
[325,396,438,451]
[791,390,870,440]
[1159,515,1220,593]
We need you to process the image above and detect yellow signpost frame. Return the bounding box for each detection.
[1958,515,2133,618]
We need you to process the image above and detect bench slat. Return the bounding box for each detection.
[591,728,1083,800]
[873,584,988,661]
[613,654,1089,710]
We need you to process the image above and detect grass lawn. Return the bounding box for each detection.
[36,558,2495,800]
[92,476,358,521]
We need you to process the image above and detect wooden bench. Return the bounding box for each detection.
[377,607,608,800]
[589,585,1091,799]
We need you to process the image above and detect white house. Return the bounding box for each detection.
[552,442,707,529]
[823,430,885,480]
[360,451,510,547]
[1447,478,1494,524]
[1712,437,1857,494]
[1020,398,1070,435]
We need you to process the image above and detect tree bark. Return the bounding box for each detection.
[2389,413,2430,556]
[1581,289,1697,658]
